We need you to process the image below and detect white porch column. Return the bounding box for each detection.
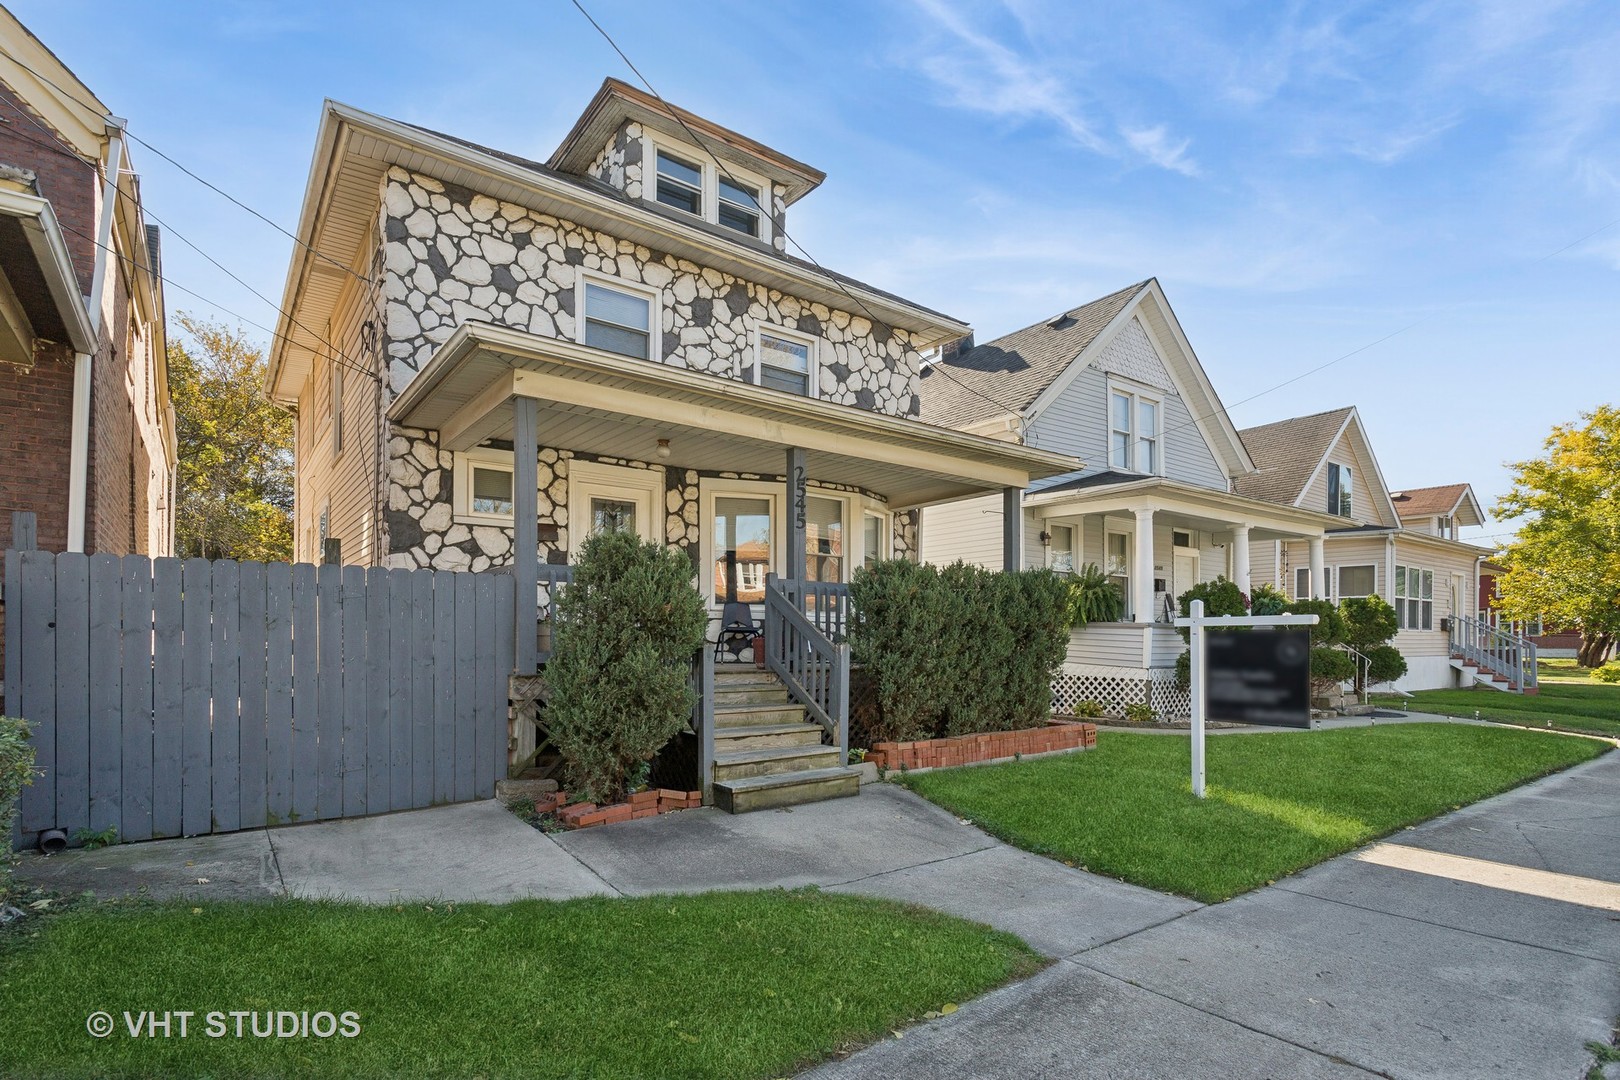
[1132,507,1155,622]
[1308,535,1326,599]
[1232,525,1251,597]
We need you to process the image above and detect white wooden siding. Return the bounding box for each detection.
[917,493,1000,569]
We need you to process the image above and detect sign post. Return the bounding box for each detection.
[1175,600,1320,799]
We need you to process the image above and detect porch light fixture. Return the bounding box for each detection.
[655,438,672,459]
[1038,530,1052,547]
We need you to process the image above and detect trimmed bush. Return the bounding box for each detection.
[1366,644,1408,686]
[545,531,708,805]
[849,561,1070,742]
[1,717,34,891]
[1592,663,1620,684]
[1176,576,1249,627]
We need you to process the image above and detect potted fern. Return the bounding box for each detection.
[1066,563,1125,626]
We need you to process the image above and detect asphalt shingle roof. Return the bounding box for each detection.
[1232,407,1355,507]
[917,280,1150,428]
[1389,483,1469,518]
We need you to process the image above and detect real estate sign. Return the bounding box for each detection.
[1206,628,1311,728]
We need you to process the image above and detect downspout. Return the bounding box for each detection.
[67,117,127,552]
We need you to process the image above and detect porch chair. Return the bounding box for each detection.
[714,601,763,664]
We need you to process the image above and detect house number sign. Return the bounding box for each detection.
[793,463,807,529]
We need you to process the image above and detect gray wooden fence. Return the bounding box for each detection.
[3,550,515,845]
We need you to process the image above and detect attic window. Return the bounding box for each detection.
[655,151,703,216]
[717,176,761,237]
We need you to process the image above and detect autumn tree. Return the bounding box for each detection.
[169,314,293,561]
[1494,405,1620,668]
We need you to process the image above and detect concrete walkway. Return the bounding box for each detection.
[804,750,1620,1080]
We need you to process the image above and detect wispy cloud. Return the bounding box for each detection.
[905,0,1198,175]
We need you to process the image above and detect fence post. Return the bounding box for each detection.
[1189,599,1206,799]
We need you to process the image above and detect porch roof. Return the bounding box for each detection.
[388,321,1080,510]
[0,187,94,354]
[1024,473,1341,541]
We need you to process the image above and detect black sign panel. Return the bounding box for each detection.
[1206,628,1311,728]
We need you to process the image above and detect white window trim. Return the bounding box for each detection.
[862,508,891,570]
[1105,378,1164,476]
[1395,564,1435,631]
[748,321,820,399]
[1047,521,1077,575]
[699,478,785,607]
[1327,461,1353,517]
[1335,563,1378,599]
[453,447,520,526]
[566,459,664,550]
[641,131,774,243]
[574,267,662,363]
[803,490,854,585]
[1104,526,1133,620]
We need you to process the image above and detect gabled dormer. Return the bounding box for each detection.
[1388,483,1484,540]
[1234,406,1401,528]
[547,78,825,254]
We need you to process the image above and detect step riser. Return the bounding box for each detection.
[711,689,791,705]
[713,749,841,782]
[713,707,807,728]
[716,773,860,813]
[714,729,825,751]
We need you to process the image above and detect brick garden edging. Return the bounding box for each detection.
[536,788,703,829]
[867,720,1098,773]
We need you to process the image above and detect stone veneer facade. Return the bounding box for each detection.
[376,165,923,572]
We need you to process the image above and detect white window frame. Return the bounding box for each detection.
[1395,565,1434,630]
[453,447,520,526]
[566,459,664,549]
[802,491,853,585]
[862,510,890,571]
[1294,566,1311,601]
[1436,514,1454,539]
[699,478,784,607]
[574,268,662,363]
[651,147,704,218]
[1047,522,1076,575]
[1104,527,1132,620]
[1327,462,1353,517]
[1335,564,1377,599]
[640,132,774,244]
[1106,380,1163,476]
[749,321,819,398]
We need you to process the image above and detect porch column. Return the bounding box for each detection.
[1132,507,1155,622]
[786,447,807,581]
[513,396,539,673]
[1308,535,1326,599]
[1232,525,1251,597]
[1002,486,1023,572]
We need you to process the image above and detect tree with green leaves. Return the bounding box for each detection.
[169,315,294,561]
[1494,405,1620,668]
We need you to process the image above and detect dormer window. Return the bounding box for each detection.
[1436,514,1454,539]
[718,177,761,237]
[655,150,703,216]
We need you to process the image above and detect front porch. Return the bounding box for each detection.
[387,320,1076,806]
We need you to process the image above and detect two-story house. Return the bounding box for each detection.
[1236,408,1519,690]
[0,8,174,557]
[918,279,1342,715]
[265,79,1074,805]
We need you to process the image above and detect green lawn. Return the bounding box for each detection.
[0,890,1041,1080]
[900,725,1608,903]
[1374,660,1620,738]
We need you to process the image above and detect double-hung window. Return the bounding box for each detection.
[1105,532,1130,617]
[654,150,703,216]
[756,326,814,396]
[805,496,844,583]
[454,450,518,524]
[582,279,653,361]
[863,513,886,571]
[1327,463,1353,517]
[717,177,761,237]
[1436,515,1454,539]
[1395,565,1433,630]
[1047,524,1075,574]
[1108,386,1160,473]
[1337,565,1376,599]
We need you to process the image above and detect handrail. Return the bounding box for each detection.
[763,574,849,764]
[775,579,853,642]
[1334,642,1372,701]
[1449,614,1538,691]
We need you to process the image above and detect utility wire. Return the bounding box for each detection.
[566,0,1025,419]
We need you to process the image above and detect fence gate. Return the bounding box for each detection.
[3,550,515,845]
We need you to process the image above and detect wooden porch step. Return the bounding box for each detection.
[713,765,862,814]
[712,685,791,705]
[712,702,808,728]
[712,744,841,782]
[712,722,825,750]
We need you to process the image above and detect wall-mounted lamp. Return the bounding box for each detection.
[655,438,671,459]
[1038,530,1052,547]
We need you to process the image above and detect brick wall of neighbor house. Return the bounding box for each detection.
[375,165,923,571]
[0,81,95,292]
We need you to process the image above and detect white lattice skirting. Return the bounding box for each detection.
[1051,664,1192,721]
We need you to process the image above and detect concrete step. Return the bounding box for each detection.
[712,723,825,750]
[713,765,862,813]
[712,702,808,728]
[712,743,841,782]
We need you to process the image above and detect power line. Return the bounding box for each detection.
[566,0,1025,419]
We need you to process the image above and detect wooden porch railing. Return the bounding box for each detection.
[775,579,853,642]
[1449,614,1538,692]
[763,574,849,764]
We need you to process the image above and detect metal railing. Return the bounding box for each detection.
[1449,613,1538,692]
[1334,642,1372,701]
[763,574,850,763]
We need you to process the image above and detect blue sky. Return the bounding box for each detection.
[13,0,1618,541]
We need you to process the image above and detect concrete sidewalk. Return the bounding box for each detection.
[805,750,1620,1080]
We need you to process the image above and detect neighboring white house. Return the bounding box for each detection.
[1235,407,1510,691]
[917,279,1344,715]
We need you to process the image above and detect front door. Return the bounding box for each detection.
[1173,549,1199,605]
[566,460,662,552]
